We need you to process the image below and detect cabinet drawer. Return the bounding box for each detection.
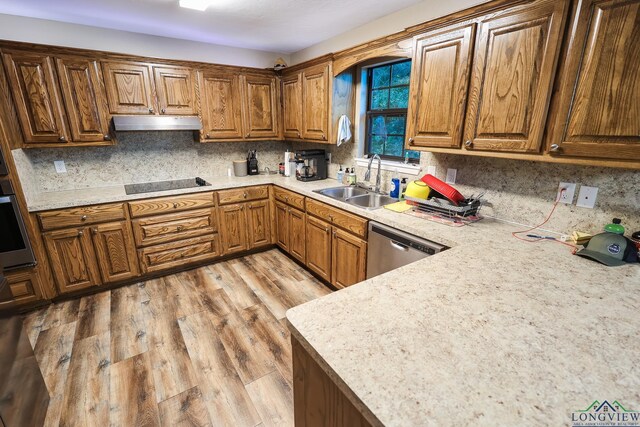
[38,203,126,231]
[306,199,367,239]
[132,208,218,247]
[129,192,215,218]
[2,270,43,304]
[217,186,269,205]
[138,234,220,273]
[274,186,305,210]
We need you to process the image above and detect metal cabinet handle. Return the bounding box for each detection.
[58,136,66,142]
[285,196,289,201]
[549,143,560,152]
[248,204,252,209]
[464,140,473,147]
[241,205,245,211]
[297,131,301,138]
[390,240,409,252]
[91,228,97,235]
[205,133,211,139]
[332,230,336,237]
[328,215,333,221]
[325,227,329,233]
[81,215,88,221]
[322,133,326,140]
[78,230,84,236]
[243,192,247,198]
[161,108,166,114]
[173,203,178,208]
[288,208,291,213]
[149,107,154,114]
[408,137,414,143]
[176,225,184,231]
[104,134,111,141]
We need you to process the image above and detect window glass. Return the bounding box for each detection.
[366,60,419,162]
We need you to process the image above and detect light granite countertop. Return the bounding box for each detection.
[23,175,640,426]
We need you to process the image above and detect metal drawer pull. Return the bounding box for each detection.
[173,203,178,208]
[78,231,84,236]
[243,192,247,198]
[81,215,88,221]
[390,240,409,251]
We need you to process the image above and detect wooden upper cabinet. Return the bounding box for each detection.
[102,61,156,115]
[546,0,640,161]
[242,74,279,138]
[55,57,111,143]
[91,221,139,284]
[153,65,196,115]
[2,51,69,144]
[282,73,303,139]
[463,0,567,153]
[301,63,330,141]
[406,24,475,149]
[199,70,244,140]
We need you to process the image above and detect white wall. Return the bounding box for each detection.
[0,13,289,68]
[290,0,487,64]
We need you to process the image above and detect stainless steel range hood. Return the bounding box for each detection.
[113,115,202,131]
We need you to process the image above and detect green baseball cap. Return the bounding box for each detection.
[576,232,629,267]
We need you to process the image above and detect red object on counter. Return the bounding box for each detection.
[420,174,466,206]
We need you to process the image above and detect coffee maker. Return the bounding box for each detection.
[295,150,327,181]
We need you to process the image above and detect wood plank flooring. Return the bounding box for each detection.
[22,249,331,427]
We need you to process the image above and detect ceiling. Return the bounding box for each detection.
[0,0,425,54]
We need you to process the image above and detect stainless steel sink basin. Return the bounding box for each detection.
[346,193,398,209]
[316,186,369,200]
[314,186,398,210]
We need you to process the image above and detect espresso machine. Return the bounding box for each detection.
[295,150,327,181]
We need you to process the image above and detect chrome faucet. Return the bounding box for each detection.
[364,154,382,193]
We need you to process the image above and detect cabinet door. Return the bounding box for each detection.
[305,215,331,282]
[331,228,367,289]
[275,201,290,251]
[289,207,306,264]
[102,61,156,114]
[243,74,279,138]
[406,24,475,149]
[153,65,196,115]
[44,227,101,293]
[282,73,303,139]
[91,221,139,284]
[301,63,330,141]
[2,51,69,144]
[463,0,567,153]
[56,57,111,143]
[246,200,271,249]
[219,204,248,254]
[546,0,640,160]
[199,71,244,140]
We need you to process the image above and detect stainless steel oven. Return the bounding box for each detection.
[0,180,35,269]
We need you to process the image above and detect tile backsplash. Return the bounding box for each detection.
[13,132,640,236]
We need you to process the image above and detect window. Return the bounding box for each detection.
[365,60,419,163]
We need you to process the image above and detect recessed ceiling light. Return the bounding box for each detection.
[179,0,213,11]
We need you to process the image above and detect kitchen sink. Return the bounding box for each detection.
[314,186,398,210]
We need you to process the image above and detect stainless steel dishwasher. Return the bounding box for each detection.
[366,221,447,279]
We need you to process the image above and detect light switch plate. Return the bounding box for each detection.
[54,160,67,173]
[557,182,576,204]
[445,168,457,184]
[426,165,436,176]
[576,186,598,208]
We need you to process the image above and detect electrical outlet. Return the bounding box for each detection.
[577,186,598,208]
[445,168,457,184]
[426,165,436,176]
[54,160,67,173]
[557,182,576,204]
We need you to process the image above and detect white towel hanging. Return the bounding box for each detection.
[336,115,352,146]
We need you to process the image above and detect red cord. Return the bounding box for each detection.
[511,188,578,252]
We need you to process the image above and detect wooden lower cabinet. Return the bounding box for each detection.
[138,235,220,274]
[331,228,366,289]
[292,337,372,427]
[246,200,271,249]
[0,268,45,309]
[275,201,290,251]
[44,227,102,293]
[275,200,306,264]
[91,221,139,283]
[219,203,249,254]
[289,207,306,263]
[305,216,332,283]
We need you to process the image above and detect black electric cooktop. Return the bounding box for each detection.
[124,177,210,195]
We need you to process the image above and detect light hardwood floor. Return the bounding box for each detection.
[22,249,332,427]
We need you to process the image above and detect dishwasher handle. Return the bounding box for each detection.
[390,240,409,251]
